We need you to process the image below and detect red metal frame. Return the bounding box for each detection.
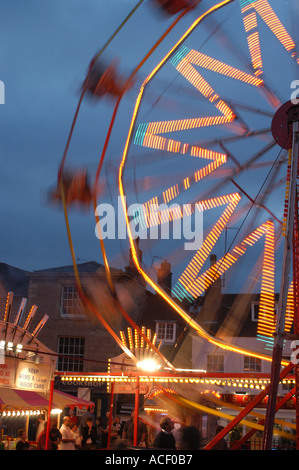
[231,386,296,450]
[293,174,299,449]
[262,112,299,449]
[204,361,294,450]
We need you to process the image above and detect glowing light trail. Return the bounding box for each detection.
[119,0,289,365]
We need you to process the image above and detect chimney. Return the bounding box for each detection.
[128,237,142,271]
[157,260,172,295]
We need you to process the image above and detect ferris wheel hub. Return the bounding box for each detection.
[271,100,299,149]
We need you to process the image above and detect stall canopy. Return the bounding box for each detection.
[0,387,94,412]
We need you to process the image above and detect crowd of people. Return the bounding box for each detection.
[15,407,226,450]
[15,408,124,451]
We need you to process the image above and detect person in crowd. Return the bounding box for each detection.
[70,422,82,449]
[109,415,122,446]
[37,422,51,450]
[79,406,96,435]
[49,419,62,450]
[153,416,176,449]
[35,414,45,441]
[58,416,75,450]
[81,417,98,450]
[69,408,79,427]
[122,411,147,447]
[95,417,105,448]
[178,425,201,450]
[112,416,122,436]
[16,429,32,450]
[212,425,228,450]
[98,412,115,448]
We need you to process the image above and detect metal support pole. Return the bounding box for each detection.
[293,176,299,449]
[107,381,114,449]
[45,379,54,450]
[133,376,140,447]
[263,120,299,449]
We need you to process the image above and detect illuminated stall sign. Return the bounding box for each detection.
[0,357,51,392]
[14,359,51,392]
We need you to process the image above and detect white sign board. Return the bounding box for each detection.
[0,358,15,388]
[15,361,51,393]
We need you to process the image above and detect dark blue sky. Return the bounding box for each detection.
[1,0,297,296]
[0,0,185,271]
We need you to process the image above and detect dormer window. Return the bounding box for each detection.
[251,301,278,322]
[155,322,177,344]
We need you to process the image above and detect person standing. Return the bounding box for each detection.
[69,408,79,427]
[177,426,201,450]
[58,416,75,450]
[81,417,98,450]
[70,422,82,449]
[37,422,52,450]
[79,406,96,435]
[153,417,176,449]
[35,414,45,442]
[122,411,147,447]
[49,419,62,450]
[212,426,228,450]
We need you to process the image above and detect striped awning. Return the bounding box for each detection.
[0,387,94,412]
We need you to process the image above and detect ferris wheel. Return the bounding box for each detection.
[55,0,299,450]
[55,0,299,368]
[118,0,299,364]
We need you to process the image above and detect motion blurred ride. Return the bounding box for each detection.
[49,169,92,208]
[153,0,199,15]
[83,57,134,99]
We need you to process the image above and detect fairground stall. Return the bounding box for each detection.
[0,292,94,449]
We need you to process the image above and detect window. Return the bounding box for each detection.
[207,354,224,372]
[156,322,176,344]
[244,356,261,373]
[57,336,85,372]
[251,301,278,322]
[60,285,84,317]
[251,301,260,322]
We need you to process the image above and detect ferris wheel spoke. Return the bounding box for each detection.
[230,178,281,225]
[187,140,278,204]
[193,128,272,150]
[128,137,279,231]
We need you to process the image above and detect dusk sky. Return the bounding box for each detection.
[1,0,298,295]
[1,0,183,272]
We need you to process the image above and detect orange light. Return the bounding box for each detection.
[285,282,294,333]
[256,221,275,339]
[177,49,262,87]
[174,193,241,297]
[175,220,275,302]
[127,327,134,350]
[3,292,13,323]
[118,0,288,366]
[240,0,297,70]
[135,154,227,229]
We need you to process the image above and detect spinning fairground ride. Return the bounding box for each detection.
[56,0,299,450]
